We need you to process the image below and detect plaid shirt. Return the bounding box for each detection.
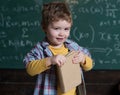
[23,38,91,95]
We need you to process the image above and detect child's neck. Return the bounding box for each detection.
[50,44,63,48]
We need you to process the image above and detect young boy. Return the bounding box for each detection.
[23,1,94,95]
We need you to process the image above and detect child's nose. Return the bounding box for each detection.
[59,31,64,36]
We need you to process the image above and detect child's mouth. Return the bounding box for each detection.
[57,38,64,42]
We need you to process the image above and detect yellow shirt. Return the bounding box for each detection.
[48,45,76,95]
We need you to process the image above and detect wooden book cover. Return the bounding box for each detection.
[57,51,82,93]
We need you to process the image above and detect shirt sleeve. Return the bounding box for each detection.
[26,58,50,76]
[81,55,93,71]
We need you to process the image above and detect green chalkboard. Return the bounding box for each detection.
[0,0,120,70]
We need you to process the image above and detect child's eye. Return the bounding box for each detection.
[65,28,70,31]
[54,27,59,30]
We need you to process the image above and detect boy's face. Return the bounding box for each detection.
[45,20,72,47]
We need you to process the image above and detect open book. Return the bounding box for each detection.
[57,51,82,93]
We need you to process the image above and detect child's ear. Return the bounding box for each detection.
[41,25,45,30]
[41,22,46,30]
[41,25,46,33]
[42,28,47,33]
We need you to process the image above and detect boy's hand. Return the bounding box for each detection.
[50,55,66,67]
[72,51,86,65]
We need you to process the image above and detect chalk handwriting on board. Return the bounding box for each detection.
[22,28,29,38]
[0,0,120,69]
[69,0,120,69]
